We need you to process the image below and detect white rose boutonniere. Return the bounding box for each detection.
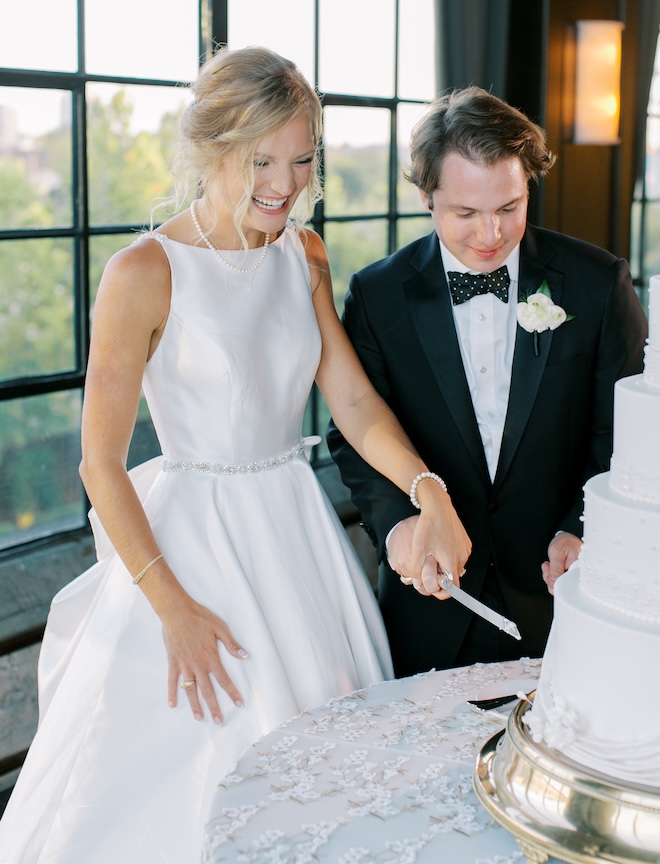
[517,279,574,355]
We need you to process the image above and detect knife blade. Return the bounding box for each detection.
[440,573,522,640]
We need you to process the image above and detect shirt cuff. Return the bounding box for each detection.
[384,520,404,569]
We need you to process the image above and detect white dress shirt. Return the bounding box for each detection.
[440,241,520,482]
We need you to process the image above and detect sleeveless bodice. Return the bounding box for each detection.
[142,225,322,463]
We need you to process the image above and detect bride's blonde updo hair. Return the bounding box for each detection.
[171,46,323,246]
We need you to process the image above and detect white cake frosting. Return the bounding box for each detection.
[527,276,660,787]
[527,568,660,785]
[580,473,660,623]
[609,377,660,506]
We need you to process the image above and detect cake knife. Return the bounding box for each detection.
[439,572,522,640]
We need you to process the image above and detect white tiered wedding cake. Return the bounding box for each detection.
[527,275,660,787]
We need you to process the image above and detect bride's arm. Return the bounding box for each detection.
[79,239,245,722]
[303,230,471,592]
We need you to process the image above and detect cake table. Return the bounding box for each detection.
[202,658,560,863]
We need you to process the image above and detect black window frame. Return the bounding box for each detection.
[0,0,432,554]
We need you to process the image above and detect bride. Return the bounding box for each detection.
[0,46,470,863]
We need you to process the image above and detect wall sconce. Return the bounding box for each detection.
[573,20,624,144]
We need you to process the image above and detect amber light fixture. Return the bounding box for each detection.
[573,19,624,144]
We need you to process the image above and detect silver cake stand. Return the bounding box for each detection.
[473,697,660,863]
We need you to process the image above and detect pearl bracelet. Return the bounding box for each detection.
[133,553,163,586]
[409,471,447,509]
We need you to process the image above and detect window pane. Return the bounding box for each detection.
[398,0,436,100]
[227,0,315,84]
[312,394,332,462]
[323,107,390,217]
[630,202,642,281]
[397,216,432,250]
[643,203,660,279]
[85,0,198,81]
[0,238,74,380]
[0,88,72,230]
[87,83,190,226]
[397,103,429,213]
[649,33,660,113]
[324,220,389,310]
[0,391,84,551]
[319,0,395,97]
[646,116,660,200]
[2,2,77,72]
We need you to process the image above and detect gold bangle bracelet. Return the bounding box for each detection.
[132,553,163,586]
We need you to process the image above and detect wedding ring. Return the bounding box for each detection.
[399,575,414,586]
[180,679,196,689]
[460,568,466,577]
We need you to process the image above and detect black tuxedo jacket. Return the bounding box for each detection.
[328,225,648,673]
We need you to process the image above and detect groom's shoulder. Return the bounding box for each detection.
[526,224,619,268]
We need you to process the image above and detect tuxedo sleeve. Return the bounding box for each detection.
[327,272,417,560]
[556,256,648,537]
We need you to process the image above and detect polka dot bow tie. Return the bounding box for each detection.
[446,266,510,305]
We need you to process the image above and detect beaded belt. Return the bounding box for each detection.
[161,440,309,476]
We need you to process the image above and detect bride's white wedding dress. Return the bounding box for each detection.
[0,225,393,863]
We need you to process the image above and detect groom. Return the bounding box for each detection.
[328,86,647,677]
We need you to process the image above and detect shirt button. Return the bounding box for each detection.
[480,366,487,374]
[488,411,495,418]
[479,313,486,321]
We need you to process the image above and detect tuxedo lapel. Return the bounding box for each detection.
[493,229,563,490]
[404,234,491,482]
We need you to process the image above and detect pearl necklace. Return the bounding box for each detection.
[190,199,270,275]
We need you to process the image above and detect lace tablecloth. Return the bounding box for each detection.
[202,658,563,863]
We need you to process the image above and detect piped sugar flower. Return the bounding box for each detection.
[523,696,579,750]
[517,279,574,354]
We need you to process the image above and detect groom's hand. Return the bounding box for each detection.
[387,515,420,581]
[542,531,581,594]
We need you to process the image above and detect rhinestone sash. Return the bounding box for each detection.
[161,440,308,476]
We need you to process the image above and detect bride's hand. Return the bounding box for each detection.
[410,480,471,597]
[161,597,247,724]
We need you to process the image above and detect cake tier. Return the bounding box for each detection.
[609,374,660,504]
[579,473,660,625]
[528,565,660,787]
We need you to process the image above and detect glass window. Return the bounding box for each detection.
[397,102,429,213]
[0,1,201,554]
[85,0,199,82]
[0,391,84,551]
[323,107,390,217]
[398,0,436,101]
[324,220,389,310]
[1,1,437,551]
[318,0,396,97]
[2,2,78,73]
[227,0,315,83]
[643,202,660,278]
[646,116,660,199]
[631,27,660,311]
[397,216,433,249]
[87,83,190,226]
[0,88,73,230]
[0,239,75,380]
